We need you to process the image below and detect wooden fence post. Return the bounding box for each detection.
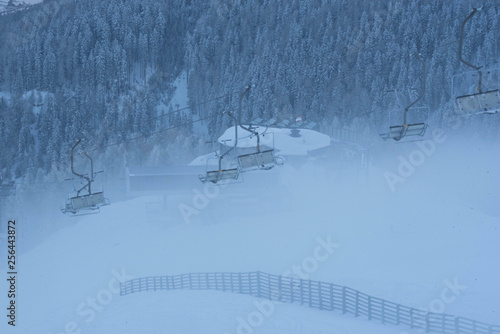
[342,286,346,314]
[238,273,242,294]
[278,275,282,301]
[382,300,385,324]
[454,317,460,334]
[355,291,359,317]
[256,272,261,298]
[320,282,325,310]
[330,284,334,311]
[309,280,313,307]
[300,279,304,305]
[368,296,372,320]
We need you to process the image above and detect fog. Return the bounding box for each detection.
[1,123,499,334]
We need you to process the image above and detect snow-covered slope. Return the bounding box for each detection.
[1,135,499,334]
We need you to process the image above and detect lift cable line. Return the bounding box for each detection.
[453,7,500,115]
[380,53,428,142]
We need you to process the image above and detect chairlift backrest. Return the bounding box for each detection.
[479,90,500,112]
[87,192,106,206]
[205,168,239,184]
[455,90,500,114]
[69,192,108,210]
[238,149,276,171]
[388,123,426,139]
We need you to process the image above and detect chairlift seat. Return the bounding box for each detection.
[455,90,500,115]
[382,123,427,141]
[62,192,109,214]
[202,168,240,184]
[238,149,276,171]
[479,90,500,113]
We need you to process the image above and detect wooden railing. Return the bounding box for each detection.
[120,271,500,334]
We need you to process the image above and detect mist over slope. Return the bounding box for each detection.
[1,131,498,333]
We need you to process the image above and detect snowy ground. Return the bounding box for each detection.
[1,133,499,334]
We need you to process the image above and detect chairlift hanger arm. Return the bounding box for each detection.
[83,151,94,194]
[403,53,426,125]
[237,85,253,127]
[236,85,262,152]
[71,140,86,180]
[70,139,93,195]
[458,8,481,71]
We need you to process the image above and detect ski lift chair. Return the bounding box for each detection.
[453,8,500,115]
[382,123,427,141]
[380,54,428,142]
[62,192,110,216]
[199,111,241,184]
[61,140,110,216]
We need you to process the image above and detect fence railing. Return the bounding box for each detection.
[120,271,499,334]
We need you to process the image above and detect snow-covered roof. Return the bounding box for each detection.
[188,152,220,166]
[217,126,331,156]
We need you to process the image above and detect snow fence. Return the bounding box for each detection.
[120,271,499,334]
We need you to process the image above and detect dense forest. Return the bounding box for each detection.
[0,0,499,193]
